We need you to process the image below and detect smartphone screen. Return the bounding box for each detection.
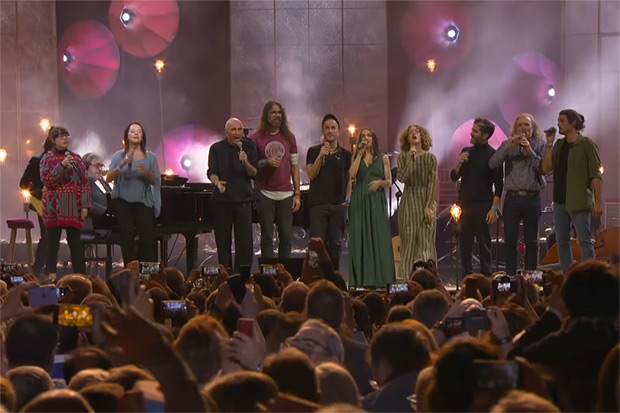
[524,270,543,284]
[2,263,17,274]
[29,285,59,307]
[202,265,219,276]
[10,275,24,285]
[260,264,277,275]
[54,304,93,327]
[474,360,520,389]
[139,262,160,275]
[161,300,187,318]
[227,274,247,303]
[387,282,408,294]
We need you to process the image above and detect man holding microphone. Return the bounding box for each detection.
[490,113,546,276]
[207,118,257,272]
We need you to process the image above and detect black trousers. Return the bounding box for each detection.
[46,226,85,275]
[113,198,156,265]
[503,193,541,275]
[459,200,492,276]
[256,191,293,259]
[212,201,254,272]
[33,214,48,276]
[309,204,346,270]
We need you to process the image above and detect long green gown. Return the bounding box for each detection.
[348,155,395,287]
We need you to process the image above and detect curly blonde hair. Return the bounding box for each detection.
[399,124,433,152]
[509,113,542,141]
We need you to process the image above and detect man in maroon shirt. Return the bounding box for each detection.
[251,100,301,259]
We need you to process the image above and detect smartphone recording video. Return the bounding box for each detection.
[494,276,518,293]
[260,264,277,275]
[1,263,17,274]
[10,275,24,285]
[139,262,160,275]
[54,304,93,327]
[474,360,520,389]
[387,282,408,294]
[29,285,59,307]
[161,300,187,318]
[202,265,219,276]
[524,270,543,284]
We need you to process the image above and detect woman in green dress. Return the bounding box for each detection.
[396,124,437,280]
[349,128,395,287]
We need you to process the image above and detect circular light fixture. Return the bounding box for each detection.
[120,8,135,25]
[180,155,192,170]
[445,24,459,42]
[547,85,556,98]
[62,51,74,65]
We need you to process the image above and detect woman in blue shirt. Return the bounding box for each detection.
[106,122,161,265]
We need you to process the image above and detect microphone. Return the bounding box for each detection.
[237,141,245,165]
[322,141,330,166]
[64,151,77,170]
[519,132,525,153]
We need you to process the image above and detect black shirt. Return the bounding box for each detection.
[207,138,257,203]
[553,141,573,204]
[20,154,44,200]
[450,142,503,202]
[306,144,352,207]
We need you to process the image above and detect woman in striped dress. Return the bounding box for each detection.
[396,124,437,280]
[40,126,90,279]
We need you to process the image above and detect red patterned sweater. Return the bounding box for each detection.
[40,150,90,230]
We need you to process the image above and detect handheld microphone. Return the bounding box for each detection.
[322,141,330,166]
[64,151,77,170]
[237,141,245,165]
[520,132,526,153]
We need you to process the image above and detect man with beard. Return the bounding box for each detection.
[251,100,301,258]
[542,109,602,274]
[306,114,352,270]
[450,117,503,277]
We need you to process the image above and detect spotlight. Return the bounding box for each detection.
[546,85,556,99]
[0,148,6,165]
[154,59,165,73]
[599,165,604,175]
[426,58,436,73]
[180,155,192,171]
[120,8,135,25]
[164,168,175,176]
[450,204,462,222]
[39,118,51,133]
[347,124,357,137]
[445,24,459,42]
[62,51,75,65]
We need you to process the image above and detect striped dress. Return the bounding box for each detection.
[397,151,437,279]
[40,150,90,230]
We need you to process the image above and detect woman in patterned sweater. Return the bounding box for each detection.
[40,126,89,279]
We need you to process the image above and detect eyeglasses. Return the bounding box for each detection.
[57,134,70,139]
[284,336,332,355]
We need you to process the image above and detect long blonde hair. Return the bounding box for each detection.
[509,113,542,141]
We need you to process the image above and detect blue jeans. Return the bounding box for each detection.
[553,203,594,274]
[503,193,541,275]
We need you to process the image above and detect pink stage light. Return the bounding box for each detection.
[401,1,473,70]
[58,20,120,100]
[153,124,220,183]
[447,119,508,163]
[498,52,561,124]
[109,0,180,57]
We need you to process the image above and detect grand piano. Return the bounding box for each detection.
[157,177,309,271]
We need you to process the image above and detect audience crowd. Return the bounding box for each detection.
[0,237,618,412]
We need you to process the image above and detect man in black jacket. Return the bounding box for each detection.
[207,118,258,272]
[450,118,503,277]
[19,153,47,279]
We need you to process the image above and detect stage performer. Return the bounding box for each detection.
[251,100,301,259]
[450,118,503,277]
[489,113,546,276]
[306,114,352,270]
[107,122,161,265]
[20,143,48,280]
[396,124,437,280]
[348,128,395,287]
[208,117,258,272]
[542,109,602,274]
[39,126,89,278]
